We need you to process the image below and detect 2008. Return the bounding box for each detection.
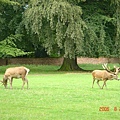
[99,107,109,111]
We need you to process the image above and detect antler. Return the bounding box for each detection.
[102,63,112,73]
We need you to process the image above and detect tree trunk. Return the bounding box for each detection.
[59,57,84,71]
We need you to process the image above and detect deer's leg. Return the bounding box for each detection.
[22,79,25,89]
[102,80,107,89]
[22,76,28,89]
[92,77,95,88]
[104,81,107,89]
[9,77,13,89]
[97,80,101,89]
[25,77,28,89]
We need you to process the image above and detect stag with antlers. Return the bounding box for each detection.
[92,63,120,89]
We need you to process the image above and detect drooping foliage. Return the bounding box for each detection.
[23,0,86,59]
[1,0,120,61]
[22,0,120,59]
[0,0,20,5]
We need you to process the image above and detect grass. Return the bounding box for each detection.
[0,64,120,120]
[0,63,119,74]
[0,65,61,74]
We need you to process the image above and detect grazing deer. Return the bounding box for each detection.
[0,66,30,89]
[92,63,120,89]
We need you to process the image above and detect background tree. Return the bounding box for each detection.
[0,0,21,40]
[0,0,34,58]
[111,0,120,56]
[80,0,116,58]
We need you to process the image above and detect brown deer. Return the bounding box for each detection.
[92,63,120,89]
[0,66,30,89]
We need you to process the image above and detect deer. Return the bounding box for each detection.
[0,66,30,89]
[92,63,120,89]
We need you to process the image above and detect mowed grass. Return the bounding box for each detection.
[0,65,120,120]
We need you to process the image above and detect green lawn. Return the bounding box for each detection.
[0,67,120,120]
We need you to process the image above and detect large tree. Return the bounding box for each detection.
[23,0,86,70]
[4,0,119,70]
[22,0,120,70]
